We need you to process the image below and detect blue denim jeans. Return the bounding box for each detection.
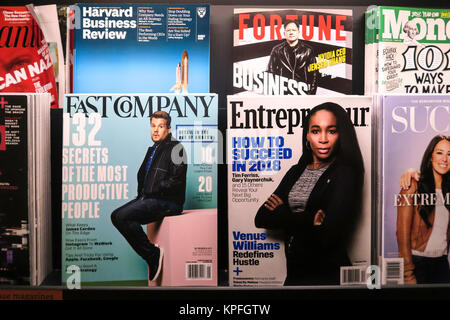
[111,198,181,263]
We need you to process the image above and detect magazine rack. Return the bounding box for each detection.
[2,0,450,301]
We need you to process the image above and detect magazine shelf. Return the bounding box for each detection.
[1,0,449,301]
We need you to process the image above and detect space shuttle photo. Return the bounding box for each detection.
[170,50,189,94]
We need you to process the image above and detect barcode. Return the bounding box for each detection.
[186,263,212,280]
[383,258,403,284]
[340,266,366,285]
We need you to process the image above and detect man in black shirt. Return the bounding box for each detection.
[267,20,318,94]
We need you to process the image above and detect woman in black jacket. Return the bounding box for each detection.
[255,102,364,285]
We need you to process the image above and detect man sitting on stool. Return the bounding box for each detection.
[111,111,187,281]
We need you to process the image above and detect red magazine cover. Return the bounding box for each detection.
[0,6,58,108]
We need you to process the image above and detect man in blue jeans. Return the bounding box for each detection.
[111,111,187,281]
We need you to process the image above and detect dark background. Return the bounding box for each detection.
[3,0,450,300]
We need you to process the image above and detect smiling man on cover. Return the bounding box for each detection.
[111,111,187,281]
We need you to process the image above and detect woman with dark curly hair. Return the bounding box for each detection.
[255,102,364,285]
[397,135,450,284]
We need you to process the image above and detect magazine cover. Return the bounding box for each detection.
[0,95,30,285]
[233,8,353,96]
[70,4,210,93]
[0,93,52,285]
[0,6,59,108]
[62,94,218,286]
[376,7,450,94]
[364,6,377,95]
[34,4,66,108]
[227,95,372,286]
[379,94,450,285]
